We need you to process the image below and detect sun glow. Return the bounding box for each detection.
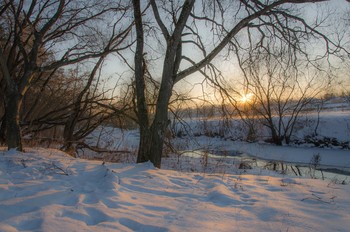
[240,93,254,103]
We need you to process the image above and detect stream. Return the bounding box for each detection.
[186,149,350,184]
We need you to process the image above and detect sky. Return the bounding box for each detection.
[100,0,350,103]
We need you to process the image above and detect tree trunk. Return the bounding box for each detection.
[285,135,291,145]
[0,47,24,151]
[62,114,78,155]
[137,127,151,163]
[137,80,173,168]
[5,91,23,151]
[149,115,169,168]
[133,0,153,165]
[136,58,175,167]
[271,129,283,146]
[134,0,194,167]
[137,50,176,168]
[137,111,170,168]
[0,113,6,144]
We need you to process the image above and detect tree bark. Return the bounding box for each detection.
[62,114,77,154]
[5,91,23,151]
[0,47,23,150]
[0,112,6,144]
[134,0,194,168]
[146,77,173,168]
[132,0,152,164]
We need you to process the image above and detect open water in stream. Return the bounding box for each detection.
[195,150,350,184]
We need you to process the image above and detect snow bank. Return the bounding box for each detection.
[1,148,350,231]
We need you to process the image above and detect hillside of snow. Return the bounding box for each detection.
[1,148,350,232]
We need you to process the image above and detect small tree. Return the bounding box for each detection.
[235,43,327,145]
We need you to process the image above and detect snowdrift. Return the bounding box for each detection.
[1,148,350,231]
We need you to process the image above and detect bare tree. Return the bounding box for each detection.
[233,42,328,145]
[131,0,347,167]
[61,17,133,153]
[0,0,131,151]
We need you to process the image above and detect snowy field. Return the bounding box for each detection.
[0,148,350,232]
[1,100,350,231]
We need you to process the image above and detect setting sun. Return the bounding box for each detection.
[240,93,254,103]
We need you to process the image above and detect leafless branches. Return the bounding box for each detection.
[0,0,133,150]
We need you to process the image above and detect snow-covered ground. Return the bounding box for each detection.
[1,148,350,232]
[175,109,350,144]
[1,99,350,231]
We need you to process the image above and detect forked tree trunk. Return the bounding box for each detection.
[133,0,194,168]
[136,42,177,167]
[137,113,170,168]
[136,77,173,168]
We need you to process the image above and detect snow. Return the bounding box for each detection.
[1,99,350,231]
[187,137,350,168]
[173,109,350,143]
[1,148,350,231]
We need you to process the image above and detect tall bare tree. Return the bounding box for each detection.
[131,0,348,167]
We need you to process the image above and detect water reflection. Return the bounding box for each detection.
[183,150,349,184]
